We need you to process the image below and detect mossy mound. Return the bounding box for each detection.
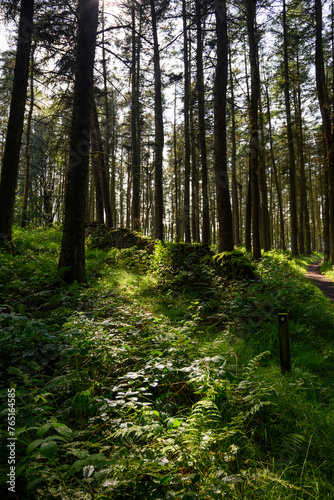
[168,242,213,271]
[212,250,256,280]
[150,241,214,288]
[86,224,154,252]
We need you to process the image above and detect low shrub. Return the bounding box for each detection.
[212,250,257,280]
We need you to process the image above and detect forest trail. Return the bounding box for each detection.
[306,260,334,302]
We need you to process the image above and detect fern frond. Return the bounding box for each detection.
[242,351,270,379]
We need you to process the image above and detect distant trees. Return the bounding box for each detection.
[1,0,334,261]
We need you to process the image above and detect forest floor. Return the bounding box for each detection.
[1,228,334,499]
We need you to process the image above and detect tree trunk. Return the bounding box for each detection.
[131,0,141,231]
[295,54,311,255]
[196,0,210,245]
[315,0,334,264]
[92,152,104,223]
[258,89,270,251]
[229,43,240,246]
[58,0,99,283]
[246,0,261,259]
[150,0,164,241]
[266,83,286,251]
[173,88,180,242]
[110,91,117,227]
[244,37,252,252]
[214,0,234,253]
[183,0,191,242]
[102,0,116,226]
[21,47,35,228]
[0,0,35,242]
[283,0,298,256]
[190,86,200,242]
[91,97,113,226]
[323,159,330,260]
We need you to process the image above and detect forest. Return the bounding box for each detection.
[1,0,334,498]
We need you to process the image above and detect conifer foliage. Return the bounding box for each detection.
[1,0,334,267]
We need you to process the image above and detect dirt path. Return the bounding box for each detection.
[306,260,334,302]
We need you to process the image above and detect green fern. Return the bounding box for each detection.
[242,351,271,379]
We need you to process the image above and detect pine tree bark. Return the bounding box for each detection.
[295,54,311,255]
[283,0,298,256]
[21,46,35,228]
[183,0,191,242]
[214,0,234,253]
[58,0,99,283]
[246,0,261,259]
[266,83,286,251]
[315,0,334,264]
[190,86,200,242]
[244,38,252,252]
[91,97,113,227]
[92,155,104,223]
[102,0,116,226]
[323,160,330,260]
[173,88,180,242]
[131,0,141,231]
[150,0,164,241]
[259,91,270,251]
[196,0,210,245]
[0,0,35,242]
[229,45,240,246]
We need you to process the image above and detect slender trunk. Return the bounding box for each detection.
[173,88,180,242]
[92,156,104,223]
[214,0,234,253]
[110,91,117,226]
[246,0,261,260]
[190,79,200,242]
[196,0,210,245]
[0,0,35,242]
[323,160,330,259]
[183,0,191,242]
[150,0,164,240]
[21,47,35,228]
[131,1,141,231]
[258,88,270,251]
[92,97,113,226]
[244,38,252,252]
[120,146,124,227]
[266,83,286,251]
[58,0,99,283]
[315,0,334,263]
[229,44,240,246]
[126,156,132,228]
[295,55,311,255]
[102,0,116,226]
[283,0,298,256]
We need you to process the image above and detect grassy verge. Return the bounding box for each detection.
[0,229,334,499]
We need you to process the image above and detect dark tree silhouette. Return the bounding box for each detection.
[0,0,35,243]
[214,0,234,252]
[58,0,99,283]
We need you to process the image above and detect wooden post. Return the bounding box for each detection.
[278,313,291,374]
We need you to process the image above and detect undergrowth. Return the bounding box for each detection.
[0,229,333,499]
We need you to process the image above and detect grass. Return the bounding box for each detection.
[0,229,334,499]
